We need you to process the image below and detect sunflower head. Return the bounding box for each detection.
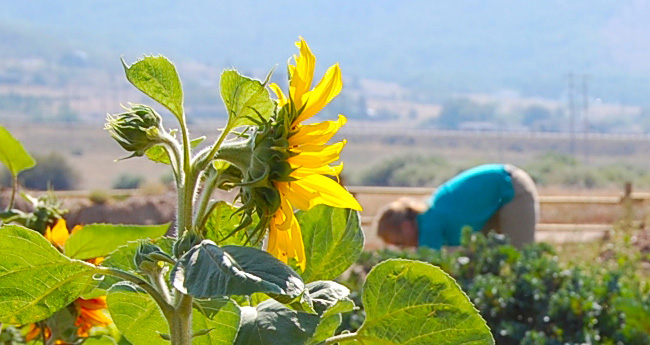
[214,118,295,244]
[105,104,165,157]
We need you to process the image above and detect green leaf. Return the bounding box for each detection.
[296,205,364,282]
[304,281,355,345]
[99,237,174,290]
[64,223,170,260]
[357,259,495,345]
[306,281,355,318]
[0,225,100,324]
[170,240,304,299]
[107,281,169,345]
[146,136,205,165]
[108,282,242,345]
[192,298,241,345]
[83,336,118,345]
[307,314,342,345]
[220,69,274,127]
[204,201,260,247]
[123,56,184,120]
[234,301,319,345]
[0,125,35,178]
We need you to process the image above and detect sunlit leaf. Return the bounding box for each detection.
[220,69,274,127]
[192,298,241,345]
[146,136,205,165]
[108,283,242,345]
[107,281,169,345]
[203,201,260,247]
[0,125,35,178]
[99,237,174,290]
[123,56,184,120]
[64,223,170,260]
[357,259,495,344]
[296,205,364,282]
[0,225,100,324]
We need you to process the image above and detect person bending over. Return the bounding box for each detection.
[375,164,539,250]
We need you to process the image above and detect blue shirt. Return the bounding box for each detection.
[417,164,515,249]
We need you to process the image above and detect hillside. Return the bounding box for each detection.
[2,1,650,105]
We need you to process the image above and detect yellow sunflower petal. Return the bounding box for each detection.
[289,216,306,270]
[290,163,344,179]
[276,181,315,210]
[268,221,292,264]
[291,175,362,211]
[269,83,288,108]
[289,37,316,108]
[289,115,347,147]
[47,219,70,247]
[288,141,345,169]
[274,196,295,231]
[295,63,342,124]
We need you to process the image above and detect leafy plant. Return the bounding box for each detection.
[112,172,145,189]
[0,39,494,344]
[342,230,650,344]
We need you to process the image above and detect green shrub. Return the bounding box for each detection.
[112,173,144,189]
[357,154,455,186]
[339,231,650,344]
[10,152,80,190]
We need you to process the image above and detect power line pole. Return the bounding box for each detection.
[567,72,576,156]
[582,74,589,164]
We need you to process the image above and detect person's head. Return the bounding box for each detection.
[375,197,427,247]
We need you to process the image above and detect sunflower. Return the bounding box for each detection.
[24,219,111,342]
[265,37,362,269]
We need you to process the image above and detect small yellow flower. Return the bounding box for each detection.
[267,38,362,269]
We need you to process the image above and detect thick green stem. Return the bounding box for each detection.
[169,294,193,345]
[178,115,192,177]
[161,132,183,184]
[8,174,17,210]
[202,121,232,169]
[193,171,220,228]
[99,267,173,316]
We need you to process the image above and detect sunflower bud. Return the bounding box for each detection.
[105,104,165,157]
[134,241,173,273]
[173,231,202,258]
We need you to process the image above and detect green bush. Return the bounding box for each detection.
[2,152,79,190]
[357,154,457,186]
[338,231,650,344]
[112,173,144,189]
[523,152,650,189]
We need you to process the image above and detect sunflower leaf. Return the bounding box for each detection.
[203,201,260,247]
[0,225,100,324]
[357,259,495,344]
[304,280,355,345]
[296,205,364,282]
[107,281,169,345]
[99,237,174,290]
[64,223,170,260]
[146,136,205,165]
[122,56,184,121]
[234,301,319,345]
[170,240,304,299]
[192,298,242,345]
[220,69,274,128]
[0,125,35,178]
[108,282,242,345]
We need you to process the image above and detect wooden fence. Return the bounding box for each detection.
[47,183,650,247]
